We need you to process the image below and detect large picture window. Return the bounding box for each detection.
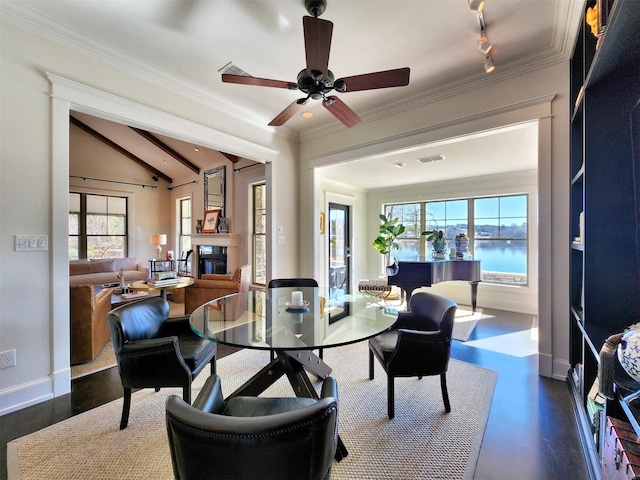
[69,192,128,259]
[384,194,528,285]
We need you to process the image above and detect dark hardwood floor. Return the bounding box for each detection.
[1,310,588,480]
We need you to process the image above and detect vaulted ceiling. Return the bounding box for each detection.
[2,0,582,187]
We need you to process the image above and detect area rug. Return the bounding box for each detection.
[452,306,487,342]
[9,342,497,480]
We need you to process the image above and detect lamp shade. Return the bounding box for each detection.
[150,234,167,245]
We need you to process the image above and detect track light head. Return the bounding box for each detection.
[478,37,492,54]
[468,0,485,13]
[151,175,159,182]
[484,55,495,73]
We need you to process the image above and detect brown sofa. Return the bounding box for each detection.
[69,258,149,286]
[70,285,113,364]
[182,264,252,314]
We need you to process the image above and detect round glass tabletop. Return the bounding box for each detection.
[189,287,398,351]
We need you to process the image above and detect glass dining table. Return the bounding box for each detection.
[189,286,398,460]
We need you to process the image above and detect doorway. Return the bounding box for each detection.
[328,203,350,299]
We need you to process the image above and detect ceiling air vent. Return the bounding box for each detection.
[417,154,445,163]
[218,62,252,77]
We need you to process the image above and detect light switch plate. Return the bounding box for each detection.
[15,235,48,251]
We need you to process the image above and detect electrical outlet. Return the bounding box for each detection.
[1,349,16,369]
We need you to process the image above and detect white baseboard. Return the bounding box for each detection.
[0,376,54,416]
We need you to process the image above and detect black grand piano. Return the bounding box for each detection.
[388,260,481,311]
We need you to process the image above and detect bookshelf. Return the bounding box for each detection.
[568,1,640,478]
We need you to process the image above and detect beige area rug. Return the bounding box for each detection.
[452,307,488,342]
[70,301,186,380]
[9,341,496,480]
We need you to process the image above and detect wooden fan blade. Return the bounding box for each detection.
[303,16,333,78]
[268,100,304,126]
[323,96,361,128]
[222,74,294,89]
[336,67,410,92]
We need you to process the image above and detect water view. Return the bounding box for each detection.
[394,242,526,274]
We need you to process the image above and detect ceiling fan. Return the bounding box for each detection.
[221,0,410,128]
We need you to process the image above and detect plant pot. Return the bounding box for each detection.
[432,239,447,259]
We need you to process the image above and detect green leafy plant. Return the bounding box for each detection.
[421,214,444,242]
[373,214,405,256]
[421,228,444,241]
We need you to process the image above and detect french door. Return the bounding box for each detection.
[328,203,350,299]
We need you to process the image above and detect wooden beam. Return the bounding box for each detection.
[220,152,239,163]
[70,116,172,184]
[129,127,200,175]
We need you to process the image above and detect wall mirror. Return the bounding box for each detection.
[204,166,225,216]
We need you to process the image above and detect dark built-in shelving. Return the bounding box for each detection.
[568,1,640,479]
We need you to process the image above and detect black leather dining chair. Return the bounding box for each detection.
[165,374,339,480]
[107,297,217,429]
[368,291,457,419]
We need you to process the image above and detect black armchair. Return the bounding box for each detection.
[166,374,339,480]
[369,291,457,419]
[107,297,217,429]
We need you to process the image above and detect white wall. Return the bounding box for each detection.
[300,62,570,380]
[0,21,295,414]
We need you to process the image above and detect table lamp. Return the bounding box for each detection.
[150,233,167,259]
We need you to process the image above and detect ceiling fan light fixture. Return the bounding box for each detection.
[468,0,485,13]
[484,55,496,73]
[301,111,314,119]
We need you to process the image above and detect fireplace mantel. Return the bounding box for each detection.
[191,234,240,276]
[191,233,239,247]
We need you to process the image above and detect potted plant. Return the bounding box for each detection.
[422,221,447,259]
[373,213,405,274]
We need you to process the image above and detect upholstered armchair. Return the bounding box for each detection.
[369,291,457,419]
[165,374,339,480]
[184,264,251,314]
[107,297,217,429]
[70,285,113,364]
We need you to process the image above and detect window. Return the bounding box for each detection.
[383,194,528,285]
[178,197,192,259]
[473,195,527,284]
[252,183,266,285]
[69,192,128,259]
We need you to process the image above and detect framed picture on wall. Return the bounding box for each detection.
[203,209,221,233]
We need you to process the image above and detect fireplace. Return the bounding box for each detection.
[198,245,227,278]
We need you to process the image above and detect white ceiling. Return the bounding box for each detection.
[1,0,579,188]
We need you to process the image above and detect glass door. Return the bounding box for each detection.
[328,203,350,300]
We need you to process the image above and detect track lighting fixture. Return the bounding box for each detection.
[468,0,485,13]
[484,55,495,73]
[478,30,492,54]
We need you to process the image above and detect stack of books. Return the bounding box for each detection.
[148,272,186,286]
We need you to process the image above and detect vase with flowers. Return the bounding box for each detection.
[455,233,470,258]
[422,219,447,259]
